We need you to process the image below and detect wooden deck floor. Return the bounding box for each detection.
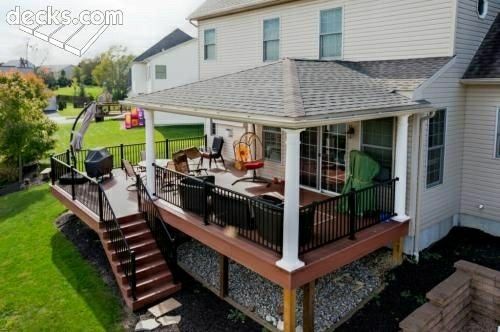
[52,163,409,290]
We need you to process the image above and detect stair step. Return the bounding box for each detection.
[125,270,173,296]
[111,239,157,260]
[102,221,148,240]
[119,259,167,283]
[132,282,182,310]
[115,249,162,271]
[117,213,144,225]
[125,230,154,243]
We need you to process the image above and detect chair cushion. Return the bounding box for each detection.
[244,161,264,170]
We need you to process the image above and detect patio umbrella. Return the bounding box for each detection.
[71,102,97,151]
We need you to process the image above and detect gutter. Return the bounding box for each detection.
[412,111,436,261]
[460,78,500,85]
[120,100,435,129]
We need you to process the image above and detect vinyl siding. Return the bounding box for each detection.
[417,0,500,232]
[461,86,500,222]
[198,0,455,79]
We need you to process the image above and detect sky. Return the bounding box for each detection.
[0,0,205,65]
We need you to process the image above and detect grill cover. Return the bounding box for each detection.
[84,148,113,178]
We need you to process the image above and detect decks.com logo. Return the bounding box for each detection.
[5,6,123,56]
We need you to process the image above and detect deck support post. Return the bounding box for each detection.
[302,281,315,332]
[276,128,305,272]
[392,236,405,265]
[144,109,156,194]
[218,254,228,298]
[283,287,297,332]
[393,114,410,222]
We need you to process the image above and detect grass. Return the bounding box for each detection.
[57,104,83,118]
[53,119,204,153]
[0,185,124,331]
[56,85,103,99]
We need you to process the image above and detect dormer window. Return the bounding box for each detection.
[477,0,488,19]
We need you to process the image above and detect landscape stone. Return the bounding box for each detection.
[135,319,160,331]
[157,315,181,326]
[148,298,182,317]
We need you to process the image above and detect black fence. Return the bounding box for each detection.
[136,176,180,282]
[50,156,136,299]
[154,163,398,255]
[66,136,206,172]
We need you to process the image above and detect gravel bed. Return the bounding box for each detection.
[178,240,392,331]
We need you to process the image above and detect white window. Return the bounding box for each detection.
[496,108,500,158]
[478,0,488,18]
[155,65,167,79]
[204,29,216,60]
[319,8,343,59]
[263,126,281,162]
[263,18,280,61]
[427,109,447,188]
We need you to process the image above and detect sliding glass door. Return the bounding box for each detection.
[300,124,347,194]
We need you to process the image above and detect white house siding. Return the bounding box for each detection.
[461,85,500,232]
[130,40,203,125]
[415,0,500,249]
[198,0,455,80]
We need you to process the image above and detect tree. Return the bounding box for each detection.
[57,69,70,87]
[78,58,99,85]
[72,66,81,85]
[0,72,57,182]
[92,46,134,101]
[36,68,57,89]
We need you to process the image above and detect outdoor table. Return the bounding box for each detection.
[138,159,173,169]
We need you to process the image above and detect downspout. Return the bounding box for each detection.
[412,111,436,261]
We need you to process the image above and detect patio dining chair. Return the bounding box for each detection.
[122,159,144,191]
[173,151,207,176]
[200,136,226,169]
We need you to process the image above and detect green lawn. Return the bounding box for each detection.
[53,119,204,154]
[0,185,123,331]
[57,104,83,118]
[56,85,103,99]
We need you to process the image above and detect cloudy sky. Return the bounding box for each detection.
[0,0,205,65]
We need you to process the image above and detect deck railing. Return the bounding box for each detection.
[136,175,180,283]
[154,163,398,255]
[64,136,206,172]
[50,156,137,299]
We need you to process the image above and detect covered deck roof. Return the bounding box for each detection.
[122,58,438,128]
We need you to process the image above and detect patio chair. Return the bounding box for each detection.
[253,199,316,247]
[173,151,207,176]
[122,159,143,191]
[178,176,215,215]
[184,147,208,175]
[211,187,254,230]
[200,136,226,169]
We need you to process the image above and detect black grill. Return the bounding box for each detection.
[85,148,113,179]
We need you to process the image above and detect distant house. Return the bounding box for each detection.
[130,28,202,126]
[39,65,76,80]
[0,58,35,73]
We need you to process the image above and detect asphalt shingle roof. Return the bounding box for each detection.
[134,29,193,62]
[125,58,433,121]
[463,13,500,79]
[340,57,452,91]
[189,0,278,19]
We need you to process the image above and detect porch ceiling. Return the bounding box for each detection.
[122,58,436,128]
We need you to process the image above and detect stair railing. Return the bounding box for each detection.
[99,185,137,300]
[136,175,180,283]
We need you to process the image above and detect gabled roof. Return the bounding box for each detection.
[134,29,194,62]
[188,0,283,20]
[463,13,500,79]
[0,59,35,68]
[123,58,435,128]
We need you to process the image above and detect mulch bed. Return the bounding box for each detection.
[336,226,500,332]
[55,213,261,332]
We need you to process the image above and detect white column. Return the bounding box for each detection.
[393,114,410,222]
[276,128,305,272]
[144,109,156,193]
